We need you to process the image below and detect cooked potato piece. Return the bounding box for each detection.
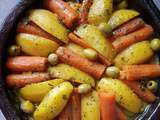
[97,78,142,113]
[48,64,95,87]
[108,9,140,29]
[81,91,100,120]
[114,41,154,69]
[75,24,116,62]
[34,82,73,120]
[19,79,64,102]
[29,9,69,43]
[88,0,113,25]
[16,33,59,57]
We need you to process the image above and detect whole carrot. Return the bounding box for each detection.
[113,25,153,52]
[56,47,106,79]
[123,81,156,103]
[6,56,48,72]
[120,65,160,81]
[117,108,128,120]
[6,73,50,88]
[44,0,79,28]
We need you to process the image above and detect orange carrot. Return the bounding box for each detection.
[112,25,153,52]
[6,73,50,88]
[68,33,111,65]
[123,81,156,103]
[110,18,145,41]
[44,0,79,28]
[120,65,160,81]
[117,108,128,120]
[6,56,48,72]
[99,92,118,120]
[56,47,106,79]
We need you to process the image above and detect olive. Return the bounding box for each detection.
[78,84,92,94]
[117,0,128,9]
[105,66,120,78]
[147,80,158,92]
[48,53,58,65]
[20,100,35,114]
[8,45,21,56]
[98,23,113,35]
[83,48,97,60]
[150,38,160,51]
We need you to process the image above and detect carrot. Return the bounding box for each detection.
[123,81,156,103]
[6,56,48,72]
[56,47,106,79]
[44,0,79,28]
[99,92,118,120]
[78,0,93,24]
[68,33,111,65]
[120,65,160,81]
[110,18,145,41]
[112,24,153,52]
[117,108,128,120]
[6,73,50,88]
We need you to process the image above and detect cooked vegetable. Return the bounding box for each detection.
[19,79,64,102]
[97,78,142,113]
[99,92,118,120]
[48,53,58,65]
[48,64,95,86]
[75,24,116,62]
[117,0,128,9]
[113,25,154,52]
[150,38,160,51]
[108,9,140,29]
[20,100,35,114]
[123,81,156,103]
[8,45,21,56]
[6,56,47,72]
[98,22,113,35]
[81,91,100,120]
[88,0,113,25]
[56,47,106,79]
[105,66,120,78]
[34,82,73,120]
[6,73,50,88]
[83,48,97,60]
[16,33,59,57]
[147,80,158,93]
[78,84,92,94]
[114,41,154,68]
[120,65,160,81]
[67,1,81,11]
[29,9,69,43]
[117,108,128,120]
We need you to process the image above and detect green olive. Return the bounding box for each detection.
[8,45,21,56]
[117,0,128,9]
[150,38,160,51]
[20,100,35,114]
[83,48,97,60]
[147,80,158,92]
[78,84,92,94]
[48,53,58,65]
[98,23,113,35]
[105,66,120,78]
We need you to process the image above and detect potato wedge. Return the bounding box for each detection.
[88,0,113,25]
[75,24,116,62]
[114,41,153,69]
[34,82,73,120]
[97,78,142,113]
[16,33,59,57]
[29,9,69,43]
[81,91,100,120]
[108,9,140,29]
[19,79,64,102]
[48,64,95,87]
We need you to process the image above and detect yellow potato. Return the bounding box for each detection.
[34,82,73,120]
[108,9,140,29]
[16,33,59,57]
[88,0,113,25]
[114,41,154,69]
[97,78,142,113]
[75,24,116,62]
[48,64,95,87]
[81,91,100,120]
[29,9,69,43]
[19,79,64,102]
